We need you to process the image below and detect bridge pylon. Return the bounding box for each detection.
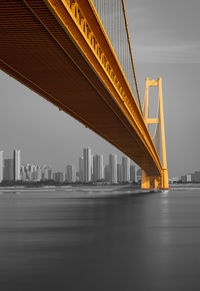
[141,77,169,190]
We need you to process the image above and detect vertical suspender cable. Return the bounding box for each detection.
[121,0,143,113]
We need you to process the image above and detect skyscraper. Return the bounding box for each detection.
[20,165,26,181]
[0,151,3,183]
[117,163,122,183]
[137,168,142,182]
[41,166,49,181]
[122,156,130,182]
[4,159,14,181]
[48,168,53,180]
[109,154,117,184]
[65,165,76,182]
[36,165,42,181]
[104,164,110,182]
[54,172,64,183]
[83,148,92,183]
[93,154,104,182]
[79,156,84,182]
[130,165,136,183]
[13,150,21,181]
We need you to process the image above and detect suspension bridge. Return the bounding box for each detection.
[0,0,169,189]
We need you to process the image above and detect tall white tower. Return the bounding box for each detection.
[79,156,84,182]
[13,150,21,181]
[109,154,117,184]
[0,151,3,183]
[122,156,130,182]
[83,148,92,183]
[93,154,104,182]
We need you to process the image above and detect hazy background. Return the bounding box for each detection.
[1,0,200,178]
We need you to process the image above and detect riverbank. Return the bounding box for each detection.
[0,184,141,196]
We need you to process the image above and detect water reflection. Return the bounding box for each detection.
[0,189,200,290]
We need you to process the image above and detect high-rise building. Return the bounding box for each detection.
[83,148,92,183]
[104,164,110,182]
[36,165,42,181]
[91,154,93,181]
[109,154,117,184]
[122,156,130,182]
[137,168,142,182]
[65,165,76,182]
[54,172,64,183]
[29,164,37,181]
[130,165,137,183]
[79,156,84,182]
[41,166,48,181]
[181,174,191,183]
[20,165,26,181]
[0,151,3,183]
[48,168,53,180]
[13,150,21,181]
[4,159,14,181]
[191,171,200,183]
[117,163,122,183]
[93,154,104,182]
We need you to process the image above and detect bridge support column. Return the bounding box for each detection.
[161,168,169,190]
[141,171,160,190]
[141,170,150,189]
[153,177,160,189]
[158,77,169,190]
[141,77,169,190]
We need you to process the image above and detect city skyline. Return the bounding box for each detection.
[0,147,138,184]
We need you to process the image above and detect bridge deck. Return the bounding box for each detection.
[0,0,162,177]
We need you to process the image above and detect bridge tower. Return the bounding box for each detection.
[141,77,169,190]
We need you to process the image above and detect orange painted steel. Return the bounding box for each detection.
[0,0,162,178]
[141,78,169,190]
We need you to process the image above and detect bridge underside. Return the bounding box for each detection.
[0,0,161,177]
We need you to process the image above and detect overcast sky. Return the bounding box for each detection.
[1,0,200,178]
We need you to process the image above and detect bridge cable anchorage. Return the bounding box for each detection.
[121,0,143,113]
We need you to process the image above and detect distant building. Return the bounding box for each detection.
[109,154,117,184]
[83,148,92,182]
[169,177,180,184]
[54,172,64,183]
[65,165,76,182]
[36,165,42,181]
[117,163,122,183]
[191,171,200,183]
[48,168,53,180]
[104,164,110,182]
[13,150,21,181]
[0,151,3,183]
[93,154,104,182]
[20,165,26,181]
[130,165,137,183]
[79,156,84,182]
[41,166,49,181]
[4,159,14,181]
[91,154,93,181]
[181,174,191,183]
[137,168,142,182]
[122,157,130,182]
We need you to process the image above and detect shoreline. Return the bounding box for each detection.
[0,184,140,193]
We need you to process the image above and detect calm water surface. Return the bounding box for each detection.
[1,186,200,291]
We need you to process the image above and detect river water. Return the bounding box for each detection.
[0,186,200,291]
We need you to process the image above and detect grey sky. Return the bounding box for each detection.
[1,0,200,177]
